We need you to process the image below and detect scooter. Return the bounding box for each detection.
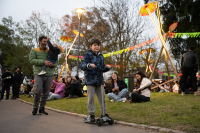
[84,66,114,126]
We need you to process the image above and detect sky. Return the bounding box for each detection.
[0,0,94,23]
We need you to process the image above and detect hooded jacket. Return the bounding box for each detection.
[80,50,110,86]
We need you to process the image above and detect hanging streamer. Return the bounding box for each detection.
[66,32,199,59]
[174,32,200,38]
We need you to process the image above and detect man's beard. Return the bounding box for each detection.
[41,43,46,49]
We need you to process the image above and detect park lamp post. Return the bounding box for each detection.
[75,8,85,76]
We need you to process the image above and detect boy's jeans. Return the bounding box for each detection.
[107,88,128,101]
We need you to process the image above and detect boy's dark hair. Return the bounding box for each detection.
[189,46,195,51]
[89,39,101,46]
[39,36,47,42]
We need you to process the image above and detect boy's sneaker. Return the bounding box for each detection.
[90,115,95,122]
[32,108,38,115]
[39,107,48,115]
[38,70,46,75]
[101,114,110,118]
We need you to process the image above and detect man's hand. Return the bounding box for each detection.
[44,61,53,67]
[47,38,50,41]
[112,88,115,92]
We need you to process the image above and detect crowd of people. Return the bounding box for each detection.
[0,67,23,101]
[0,35,198,123]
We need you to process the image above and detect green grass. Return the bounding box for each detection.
[20,93,200,132]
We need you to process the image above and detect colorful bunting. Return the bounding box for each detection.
[66,32,200,59]
[174,32,200,38]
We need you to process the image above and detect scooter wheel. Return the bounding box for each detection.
[96,118,103,126]
[108,117,114,125]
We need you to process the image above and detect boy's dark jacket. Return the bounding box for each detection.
[47,40,60,61]
[107,80,127,93]
[80,50,110,86]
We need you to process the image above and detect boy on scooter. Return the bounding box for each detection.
[80,39,112,122]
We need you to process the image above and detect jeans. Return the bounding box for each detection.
[47,92,60,100]
[33,75,53,109]
[107,88,128,101]
[29,92,34,96]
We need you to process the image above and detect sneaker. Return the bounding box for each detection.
[122,98,127,102]
[90,115,95,122]
[12,97,16,100]
[66,94,73,99]
[181,92,185,96]
[32,108,38,115]
[38,70,46,75]
[101,114,110,118]
[39,107,48,115]
[110,99,115,102]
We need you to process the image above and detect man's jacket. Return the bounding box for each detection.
[29,46,57,76]
[2,72,13,85]
[181,51,198,72]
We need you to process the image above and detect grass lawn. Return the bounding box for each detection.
[19,92,200,132]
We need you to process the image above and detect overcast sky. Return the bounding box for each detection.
[0,0,94,23]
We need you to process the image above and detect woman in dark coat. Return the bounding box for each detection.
[107,72,128,102]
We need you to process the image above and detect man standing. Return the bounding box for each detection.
[12,67,21,99]
[180,46,198,95]
[1,68,13,100]
[29,36,56,115]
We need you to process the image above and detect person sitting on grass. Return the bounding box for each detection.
[38,38,61,75]
[65,77,72,97]
[47,78,65,101]
[159,82,170,93]
[107,72,128,102]
[66,76,83,99]
[28,88,35,98]
[129,71,152,103]
[172,81,179,93]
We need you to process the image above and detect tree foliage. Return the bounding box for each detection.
[0,17,33,75]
